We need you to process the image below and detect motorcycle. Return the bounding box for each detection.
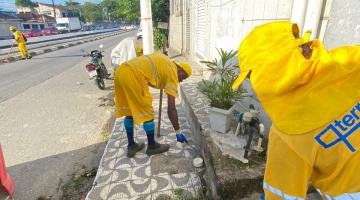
[82,44,110,90]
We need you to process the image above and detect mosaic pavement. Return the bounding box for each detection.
[86,89,203,200]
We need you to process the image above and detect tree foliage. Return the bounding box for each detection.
[100,0,120,22]
[81,2,103,23]
[78,0,169,24]
[65,1,80,6]
[15,0,37,8]
[152,0,169,23]
[116,0,140,22]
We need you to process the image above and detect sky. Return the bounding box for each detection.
[36,0,101,5]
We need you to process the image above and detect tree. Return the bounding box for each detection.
[100,0,120,22]
[151,0,169,24]
[15,0,37,8]
[65,1,80,6]
[116,0,140,22]
[81,2,103,23]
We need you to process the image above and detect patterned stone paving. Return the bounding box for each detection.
[86,89,203,200]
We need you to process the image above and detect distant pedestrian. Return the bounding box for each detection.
[9,26,31,60]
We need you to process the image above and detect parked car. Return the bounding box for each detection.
[41,27,59,36]
[22,29,42,37]
[22,30,32,38]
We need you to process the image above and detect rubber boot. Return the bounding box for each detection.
[127,142,145,158]
[146,142,170,156]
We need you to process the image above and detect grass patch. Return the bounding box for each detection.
[61,166,97,200]
[154,188,212,200]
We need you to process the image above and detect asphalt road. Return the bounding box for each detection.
[0,31,134,103]
[0,28,120,47]
[0,31,136,199]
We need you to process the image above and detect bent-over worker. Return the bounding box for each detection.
[114,53,192,157]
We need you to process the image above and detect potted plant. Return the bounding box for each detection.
[199,48,245,133]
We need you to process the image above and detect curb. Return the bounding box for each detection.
[0,30,131,65]
[180,76,265,200]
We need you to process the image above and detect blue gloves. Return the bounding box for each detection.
[176,131,188,143]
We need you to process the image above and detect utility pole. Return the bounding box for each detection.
[140,0,154,55]
[51,0,56,19]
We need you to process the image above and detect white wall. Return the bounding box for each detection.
[186,0,332,60]
[204,0,293,59]
[323,0,360,49]
[169,0,183,53]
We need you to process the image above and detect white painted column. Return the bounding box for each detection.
[291,0,309,33]
[140,0,154,55]
[303,0,325,39]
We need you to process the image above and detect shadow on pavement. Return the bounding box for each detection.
[6,142,106,200]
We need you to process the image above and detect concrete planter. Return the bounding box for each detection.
[208,105,234,133]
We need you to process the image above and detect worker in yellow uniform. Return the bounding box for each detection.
[114,53,192,157]
[232,21,360,199]
[9,26,31,60]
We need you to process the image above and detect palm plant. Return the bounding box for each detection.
[200,48,238,84]
[198,48,245,110]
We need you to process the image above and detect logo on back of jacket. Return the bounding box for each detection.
[315,102,360,152]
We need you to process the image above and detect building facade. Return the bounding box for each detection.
[0,0,16,17]
[17,12,56,30]
[169,0,338,61]
[0,0,21,39]
[36,3,80,19]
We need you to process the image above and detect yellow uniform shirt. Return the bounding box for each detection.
[234,21,360,199]
[264,102,360,199]
[114,53,178,124]
[14,31,25,44]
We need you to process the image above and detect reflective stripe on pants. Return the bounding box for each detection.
[317,189,360,200]
[263,182,305,200]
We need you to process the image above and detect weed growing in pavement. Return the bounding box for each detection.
[101,131,110,141]
[61,167,97,200]
[155,188,212,200]
[70,167,97,190]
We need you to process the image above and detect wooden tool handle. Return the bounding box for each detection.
[157,89,163,137]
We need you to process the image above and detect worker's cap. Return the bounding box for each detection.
[232,21,304,90]
[174,62,192,77]
[9,26,15,31]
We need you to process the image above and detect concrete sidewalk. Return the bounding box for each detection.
[86,88,204,199]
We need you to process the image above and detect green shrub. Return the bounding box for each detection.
[198,48,245,110]
[153,27,167,50]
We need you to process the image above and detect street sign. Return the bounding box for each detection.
[157,22,168,29]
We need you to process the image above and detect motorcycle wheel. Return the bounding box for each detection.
[101,64,111,79]
[95,77,105,90]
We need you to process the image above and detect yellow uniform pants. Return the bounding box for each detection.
[114,65,154,125]
[18,42,30,58]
